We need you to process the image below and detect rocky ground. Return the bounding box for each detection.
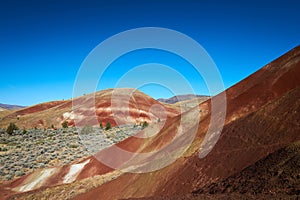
[0,125,142,182]
[129,142,300,200]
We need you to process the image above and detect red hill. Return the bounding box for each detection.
[0,89,180,129]
[1,45,299,200]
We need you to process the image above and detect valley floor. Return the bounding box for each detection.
[0,125,142,182]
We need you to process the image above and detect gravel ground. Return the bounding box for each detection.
[0,125,142,181]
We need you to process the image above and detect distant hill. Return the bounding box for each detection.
[0,89,180,129]
[157,94,209,104]
[0,103,25,110]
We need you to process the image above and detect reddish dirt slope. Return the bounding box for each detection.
[2,46,300,200]
[72,46,300,199]
[129,140,300,199]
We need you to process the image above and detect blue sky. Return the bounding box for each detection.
[0,0,299,106]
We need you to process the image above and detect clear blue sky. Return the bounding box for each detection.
[0,0,299,106]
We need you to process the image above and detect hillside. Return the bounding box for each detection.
[129,141,300,199]
[0,89,180,129]
[72,45,300,199]
[0,45,299,200]
[195,141,300,197]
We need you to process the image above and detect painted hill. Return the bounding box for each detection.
[74,46,300,199]
[0,89,180,129]
[70,45,300,200]
[1,45,300,200]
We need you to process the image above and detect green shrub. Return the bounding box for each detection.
[105,121,111,130]
[35,140,44,145]
[62,121,68,128]
[8,142,18,146]
[6,123,19,135]
[99,121,103,129]
[0,147,8,152]
[5,175,12,180]
[69,144,79,148]
[0,139,8,144]
[15,170,25,177]
[142,121,148,129]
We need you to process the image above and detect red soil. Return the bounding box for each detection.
[73,46,300,199]
[2,46,300,200]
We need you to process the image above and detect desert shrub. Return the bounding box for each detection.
[15,170,25,177]
[35,140,44,145]
[62,121,68,128]
[6,123,19,135]
[99,121,103,129]
[80,125,93,135]
[7,142,18,146]
[22,128,27,134]
[69,144,79,148]
[105,122,111,130]
[0,138,8,144]
[142,121,148,129]
[5,175,12,180]
[0,147,8,152]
